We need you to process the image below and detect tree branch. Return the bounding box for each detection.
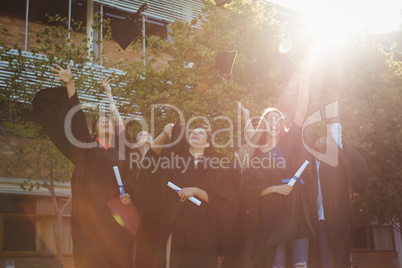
[60,196,73,214]
[0,125,55,196]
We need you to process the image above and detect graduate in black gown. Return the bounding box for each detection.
[310,123,369,268]
[155,119,239,268]
[98,75,174,268]
[32,65,138,267]
[129,131,164,268]
[222,103,258,268]
[126,127,173,268]
[240,73,318,268]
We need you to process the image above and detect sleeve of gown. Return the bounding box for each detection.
[133,149,163,214]
[32,87,93,163]
[159,119,188,181]
[161,119,188,157]
[208,167,240,255]
[240,163,270,219]
[341,142,369,194]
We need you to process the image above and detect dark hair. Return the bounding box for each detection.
[188,124,212,156]
[241,108,289,173]
[91,115,115,138]
[189,124,212,144]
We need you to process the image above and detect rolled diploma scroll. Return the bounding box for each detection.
[287,160,310,186]
[113,166,125,197]
[167,181,202,206]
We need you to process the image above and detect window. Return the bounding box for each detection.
[29,0,87,27]
[0,0,27,20]
[0,194,73,256]
[352,225,371,251]
[352,224,395,252]
[372,226,394,251]
[0,195,39,253]
[0,195,36,214]
[0,0,87,27]
[3,216,37,251]
[145,17,168,40]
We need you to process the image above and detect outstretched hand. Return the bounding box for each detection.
[136,136,151,147]
[51,64,73,84]
[238,102,250,120]
[99,74,112,93]
[164,123,174,138]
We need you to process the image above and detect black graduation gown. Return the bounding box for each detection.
[310,141,369,268]
[155,122,239,268]
[125,148,163,268]
[221,165,255,268]
[241,124,318,267]
[32,87,137,268]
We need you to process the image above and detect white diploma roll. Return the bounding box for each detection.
[113,166,124,196]
[287,160,310,186]
[287,178,297,186]
[167,181,202,206]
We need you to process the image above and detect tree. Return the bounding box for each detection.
[302,34,402,228]
[341,37,402,228]
[114,0,296,156]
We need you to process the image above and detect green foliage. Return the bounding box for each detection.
[340,39,402,225]
[1,0,401,229]
[303,35,402,225]
[114,0,290,155]
[0,14,107,185]
[0,14,112,265]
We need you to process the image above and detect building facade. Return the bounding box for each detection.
[0,1,204,267]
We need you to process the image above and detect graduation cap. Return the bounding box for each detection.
[112,17,142,50]
[215,50,237,77]
[214,0,232,7]
[111,2,149,50]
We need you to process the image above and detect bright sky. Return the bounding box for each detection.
[270,0,402,34]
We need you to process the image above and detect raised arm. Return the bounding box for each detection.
[34,64,94,162]
[51,64,75,98]
[151,123,173,155]
[100,74,124,127]
[239,102,255,141]
[293,69,310,128]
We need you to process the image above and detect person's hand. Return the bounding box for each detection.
[238,102,250,120]
[136,135,151,147]
[120,193,131,205]
[136,138,148,147]
[99,74,112,93]
[51,64,73,84]
[164,123,174,138]
[273,185,293,196]
[178,187,197,202]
